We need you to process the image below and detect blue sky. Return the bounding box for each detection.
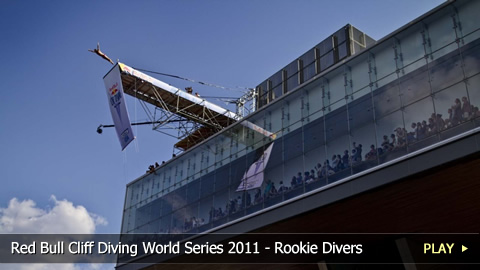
[0,0,444,236]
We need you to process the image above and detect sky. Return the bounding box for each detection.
[0,0,445,262]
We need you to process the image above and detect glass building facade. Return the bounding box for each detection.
[121,0,480,236]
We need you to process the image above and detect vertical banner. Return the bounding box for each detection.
[103,65,135,150]
[236,143,274,192]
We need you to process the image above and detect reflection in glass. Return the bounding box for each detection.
[375,110,405,163]
[373,81,401,118]
[429,52,463,92]
[466,74,480,121]
[434,82,470,130]
[404,96,438,151]
[399,65,431,106]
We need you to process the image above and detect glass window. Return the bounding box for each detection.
[429,51,463,92]
[456,0,480,43]
[396,24,425,69]
[303,61,317,82]
[335,27,347,45]
[270,71,283,89]
[325,105,351,181]
[349,55,370,93]
[160,213,171,233]
[424,6,457,59]
[214,164,230,192]
[213,189,229,224]
[404,96,438,150]
[283,128,303,162]
[303,110,325,150]
[304,145,326,186]
[285,61,298,77]
[318,37,333,56]
[370,40,396,81]
[173,185,187,210]
[286,91,303,130]
[461,39,480,78]
[184,203,199,232]
[434,82,470,129]
[466,74,480,121]
[284,154,304,191]
[300,49,317,82]
[264,161,284,198]
[325,68,346,104]
[399,65,431,106]
[272,84,283,100]
[171,208,185,233]
[320,51,334,71]
[348,95,377,170]
[200,173,215,196]
[304,81,323,116]
[186,180,200,204]
[338,42,348,60]
[229,156,247,189]
[375,110,405,164]
[373,81,401,119]
[198,196,213,228]
[286,73,299,92]
[160,192,174,215]
[264,101,283,135]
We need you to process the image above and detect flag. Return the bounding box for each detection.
[236,143,274,192]
[103,65,135,150]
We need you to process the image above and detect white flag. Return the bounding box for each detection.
[103,65,135,150]
[236,143,274,192]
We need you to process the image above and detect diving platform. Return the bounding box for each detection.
[115,63,241,151]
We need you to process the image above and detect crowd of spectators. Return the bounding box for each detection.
[169,96,479,233]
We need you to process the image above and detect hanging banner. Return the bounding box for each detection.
[236,143,274,192]
[103,65,135,150]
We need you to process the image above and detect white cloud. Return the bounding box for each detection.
[0,196,111,270]
[0,195,107,234]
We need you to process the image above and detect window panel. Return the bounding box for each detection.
[214,164,230,192]
[396,23,425,67]
[200,173,215,196]
[399,65,431,106]
[434,82,470,129]
[429,51,463,92]
[287,92,303,127]
[404,96,438,149]
[186,180,200,204]
[376,110,405,164]
[213,189,229,223]
[320,51,334,71]
[370,41,396,80]
[425,6,457,59]
[462,39,480,78]
[318,37,333,56]
[338,42,348,60]
[198,196,213,228]
[348,96,376,163]
[326,68,346,104]
[305,82,323,115]
[349,55,370,93]
[325,106,351,179]
[283,128,303,161]
[373,81,401,119]
[466,74,480,121]
[272,84,283,100]
[303,111,325,151]
[456,0,480,43]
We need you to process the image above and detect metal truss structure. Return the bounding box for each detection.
[117,63,241,153]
